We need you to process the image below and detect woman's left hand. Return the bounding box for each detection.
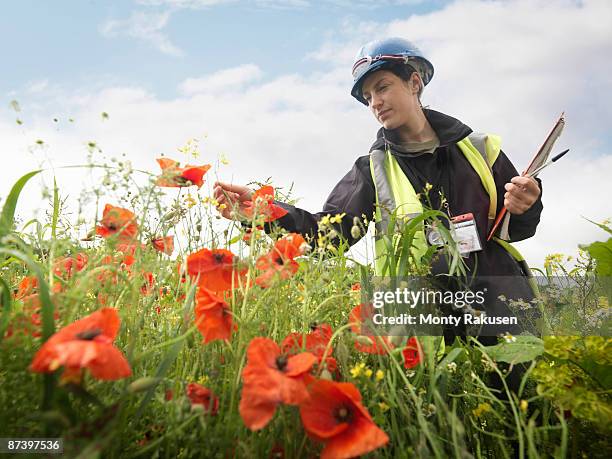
[504,176,541,215]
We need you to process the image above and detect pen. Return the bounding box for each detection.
[526,148,570,178]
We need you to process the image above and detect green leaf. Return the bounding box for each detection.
[580,238,612,276]
[0,170,42,238]
[483,335,544,364]
[585,217,612,235]
[0,276,12,342]
[51,178,59,240]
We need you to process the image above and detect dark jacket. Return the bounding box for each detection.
[273,109,542,267]
[270,109,544,335]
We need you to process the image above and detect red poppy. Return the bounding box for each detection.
[255,252,299,288]
[242,186,288,223]
[255,233,308,288]
[151,236,174,255]
[348,304,394,355]
[186,382,219,415]
[140,272,156,295]
[30,308,131,381]
[402,336,423,369]
[96,204,139,242]
[53,253,88,279]
[15,276,38,299]
[187,248,244,292]
[5,294,60,339]
[239,337,316,431]
[194,287,236,343]
[155,158,211,188]
[282,323,337,373]
[299,379,389,459]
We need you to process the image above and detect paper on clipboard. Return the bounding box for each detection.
[487,113,565,241]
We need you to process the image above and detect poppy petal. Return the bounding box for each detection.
[239,392,279,431]
[321,415,389,459]
[285,352,317,377]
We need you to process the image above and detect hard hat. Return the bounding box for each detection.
[351,37,434,105]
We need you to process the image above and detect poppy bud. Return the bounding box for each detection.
[81,228,96,241]
[351,225,361,239]
[161,209,181,222]
[354,335,375,346]
[319,369,333,381]
[128,377,161,393]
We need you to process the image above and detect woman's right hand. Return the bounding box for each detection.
[213,181,254,220]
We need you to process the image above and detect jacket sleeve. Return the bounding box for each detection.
[491,150,543,242]
[267,156,376,247]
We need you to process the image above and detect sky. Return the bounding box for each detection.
[1,0,611,269]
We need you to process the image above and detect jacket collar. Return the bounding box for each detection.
[369,109,472,153]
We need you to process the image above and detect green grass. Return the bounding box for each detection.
[0,167,610,459]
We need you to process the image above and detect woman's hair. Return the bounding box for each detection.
[380,62,424,100]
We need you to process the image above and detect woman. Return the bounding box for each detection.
[214,37,543,339]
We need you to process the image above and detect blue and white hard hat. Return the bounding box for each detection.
[351,37,434,105]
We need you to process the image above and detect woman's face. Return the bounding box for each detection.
[361,69,421,130]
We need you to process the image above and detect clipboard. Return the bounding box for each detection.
[487,113,565,241]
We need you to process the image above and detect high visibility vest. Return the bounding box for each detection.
[369,133,537,292]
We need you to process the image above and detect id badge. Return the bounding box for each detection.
[451,213,482,256]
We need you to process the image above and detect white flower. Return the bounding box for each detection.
[502,333,517,343]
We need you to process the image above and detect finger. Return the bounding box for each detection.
[504,197,527,215]
[505,183,526,197]
[512,176,540,193]
[505,188,530,206]
[215,181,249,194]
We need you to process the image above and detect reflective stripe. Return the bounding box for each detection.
[468,133,489,166]
[369,133,535,291]
[370,149,396,236]
[456,135,499,226]
[493,237,540,295]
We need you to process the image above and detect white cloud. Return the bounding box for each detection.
[3,0,612,269]
[179,64,263,94]
[26,80,49,94]
[100,11,184,57]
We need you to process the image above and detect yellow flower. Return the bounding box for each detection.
[472,402,492,418]
[543,253,564,270]
[598,296,609,309]
[184,194,197,208]
[520,400,528,413]
[375,370,384,381]
[350,362,366,378]
[378,402,390,413]
[329,213,346,224]
[364,369,373,378]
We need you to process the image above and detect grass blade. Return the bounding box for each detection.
[0,170,42,238]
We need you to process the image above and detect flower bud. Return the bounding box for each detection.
[128,377,161,393]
